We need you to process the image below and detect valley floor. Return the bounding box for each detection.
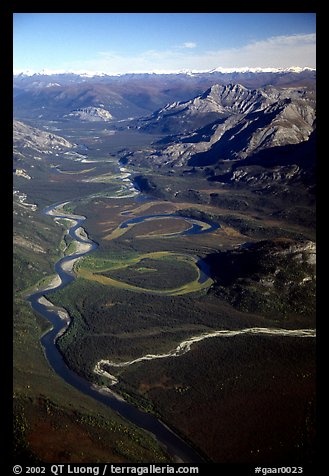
[13,122,316,465]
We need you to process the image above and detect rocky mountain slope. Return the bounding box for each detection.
[13,120,77,174]
[13,120,75,154]
[136,83,274,134]
[65,106,113,121]
[127,83,315,168]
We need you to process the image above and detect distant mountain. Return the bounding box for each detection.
[125,83,315,170]
[65,106,113,121]
[13,69,316,122]
[13,82,149,121]
[13,66,315,78]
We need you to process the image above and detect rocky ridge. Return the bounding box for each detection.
[127,83,315,168]
[65,106,113,121]
[13,120,74,154]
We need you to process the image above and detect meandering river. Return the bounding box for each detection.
[26,192,316,463]
[27,201,209,463]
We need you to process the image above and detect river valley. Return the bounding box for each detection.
[13,109,316,464]
[23,161,316,463]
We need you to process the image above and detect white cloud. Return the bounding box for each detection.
[181,42,197,49]
[230,33,316,68]
[45,33,315,74]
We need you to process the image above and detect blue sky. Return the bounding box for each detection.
[13,13,316,74]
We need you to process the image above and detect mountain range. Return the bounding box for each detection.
[13,66,315,78]
[13,69,316,122]
[123,82,316,173]
[13,69,316,193]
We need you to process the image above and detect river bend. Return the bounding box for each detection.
[26,200,316,463]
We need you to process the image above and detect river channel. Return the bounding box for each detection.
[26,201,209,463]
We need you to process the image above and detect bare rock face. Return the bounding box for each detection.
[129,83,315,168]
[13,168,31,179]
[13,120,74,153]
[66,106,113,121]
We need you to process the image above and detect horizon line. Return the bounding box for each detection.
[13,66,316,77]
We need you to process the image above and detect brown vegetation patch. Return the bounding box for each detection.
[138,376,174,395]
[132,218,190,238]
[24,402,123,463]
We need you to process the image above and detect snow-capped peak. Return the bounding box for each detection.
[13,66,316,78]
[208,66,315,74]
